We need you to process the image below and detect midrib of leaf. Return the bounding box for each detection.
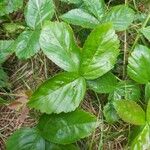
[35,0,42,28]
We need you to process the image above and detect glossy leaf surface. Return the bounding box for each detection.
[40,22,81,72]
[61,9,99,29]
[128,45,150,84]
[25,0,55,29]
[102,5,134,31]
[82,0,105,19]
[6,128,45,150]
[9,30,40,59]
[6,128,77,150]
[38,109,98,144]
[114,100,146,125]
[87,72,117,93]
[140,26,150,41]
[28,72,86,114]
[80,23,120,80]
[0,40,14,63]
[131,124,150,150]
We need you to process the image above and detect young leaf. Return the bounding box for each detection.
[38,109,99,144]
[145,82,150,102]
[114,100,146,125]
[82,0,105,19]
[109,81,141,102]
[6,128,77,150]
[140,26,150,41]
[103,102,119,123]
[128,45,150,84]
[40,21,81,72]
[28,72,86,114]
[102,5,134,31]
[9,30,40,59]
[0,40,14,63]
[61,9,99,29]
[25,0,55,29]
[80,23,120,80]
[0,0,23,16]
[87,72,118,93]
[130,124,150,150]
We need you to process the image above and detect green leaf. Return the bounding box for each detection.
[109,81,141,102]
[102,5,135,31]
[6,128,45,150]
[87,72,117,93]
[0,0,23,16]
[25,0,55,29]
[114,100,146,125]
[45,142,78,150]
[130,124,150,150]
[146,100,150,124]
[0,40,14,63]
[0,67,9,88]
[6,128,77,150]
[40,21,81,72]
[60,0,82,4]
[82,0,105,19]
[80,23,120,80]
[38,109,99,144]
[28,72,86,114]
[128,45,150,84]
[103,102,119,123]
[10,30,40,59]
[145,82,150,102]
[140,26,150,41]
[61,9,99,29]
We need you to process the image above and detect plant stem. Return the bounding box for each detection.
[131,13,150,51]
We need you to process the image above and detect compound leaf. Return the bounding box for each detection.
[114,100,146,125]
[80,23,120,80]
[40,21,81,72]
[9,30,40,59]
[28,72,86,114]
[61,9,99,29]
[38,109,99,144]
[25,0,55,29]
[87,72,117,93]
[102,5,134,31]
[128,45,150,84]
[82,0,105,19]
[60,0,82,4]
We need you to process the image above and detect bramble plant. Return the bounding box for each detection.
[1,0,150,149]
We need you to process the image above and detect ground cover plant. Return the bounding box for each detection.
[1,0,150,149]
